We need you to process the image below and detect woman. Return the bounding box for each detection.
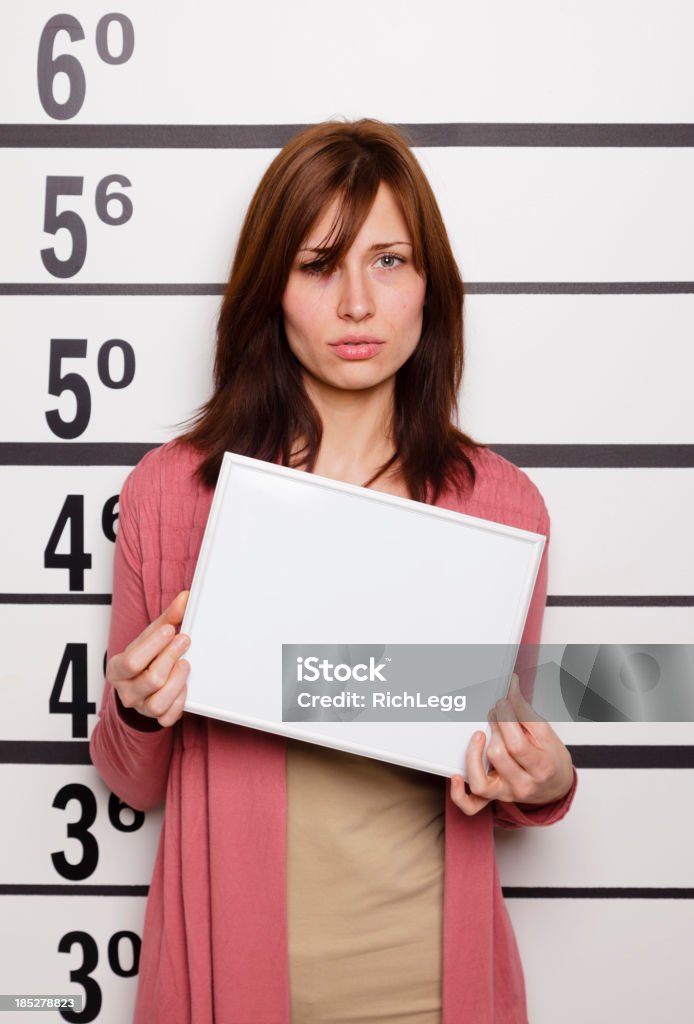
[90,118,577,1023]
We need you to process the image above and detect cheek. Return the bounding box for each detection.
[391,287,426,333]
[395,274,426,311]
[280,290,303,334]
[281,293,328,370]
[282,286,325,337]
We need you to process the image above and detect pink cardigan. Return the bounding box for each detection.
[90,440,578,1023]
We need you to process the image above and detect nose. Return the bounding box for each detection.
[336,264,375,321]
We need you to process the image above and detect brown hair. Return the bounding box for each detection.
[180,117,483,502]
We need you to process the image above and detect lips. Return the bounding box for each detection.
[328,335,385,361]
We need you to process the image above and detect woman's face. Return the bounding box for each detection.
[281,182,427,394]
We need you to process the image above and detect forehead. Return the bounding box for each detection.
[305,181,410,248]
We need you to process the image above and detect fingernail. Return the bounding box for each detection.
[161,624,175,638]
[173,633,190,650]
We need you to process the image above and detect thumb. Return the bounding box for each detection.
[508,673,537,713]
[163,590,190,627]
[508,673,551,740]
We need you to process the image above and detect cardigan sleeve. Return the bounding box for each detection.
[492,764,579,829]
[492,497,580,829]
[89,457,177,812]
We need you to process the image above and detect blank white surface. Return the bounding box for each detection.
[496,769,694,887]
[542,606,694,645]
[461,294,694,444]
[510,899,694,1024]
[183,454,544,776]
[421,147,694,282]
[527,467,694,595]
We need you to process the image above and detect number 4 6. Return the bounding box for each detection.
[44,494,119,591]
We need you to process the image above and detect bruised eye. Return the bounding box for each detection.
[298,260,331,276]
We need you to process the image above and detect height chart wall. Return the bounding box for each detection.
[1,2,693,1021]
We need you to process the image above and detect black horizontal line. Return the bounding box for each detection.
[0,741,92,764]
[1,742,693,768]
[492,444,694,468]
[3,123,694,149]
[0,884,149,896]
[0,442,158,465]
[546,595,694,607]
[2,442,693,468]
[2,282,694,296]
[502,887,694,899]
[469,282,694,295]
[0,283,224,296]
[0,884,690,899]
[1,593,691,609]
[568,746,694,769]
[1,883,689,899]
[0,594,112,605]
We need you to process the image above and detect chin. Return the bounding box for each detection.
[331,369,394,392]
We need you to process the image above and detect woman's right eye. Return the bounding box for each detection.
[299,261,334,277]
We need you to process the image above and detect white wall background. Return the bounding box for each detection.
[1,1,693,1020]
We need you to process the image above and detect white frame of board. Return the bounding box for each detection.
[181,452,546,778]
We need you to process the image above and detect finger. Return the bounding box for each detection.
[112,594,190,680]
[506,673,551,731]
[127,631,191,704]
[142,658,190,722]
[493,697,548,777]
[110,625,175,683]
[159,589,190,626]
[464,729,498,803]
[485,716,534,796]
[155,685,188,729]
[450,774,490,815]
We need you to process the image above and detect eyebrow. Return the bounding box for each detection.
[299,240,413,253]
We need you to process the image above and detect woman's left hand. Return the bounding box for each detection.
[450,673,575,816]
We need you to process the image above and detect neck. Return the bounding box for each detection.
[295,372,397,486]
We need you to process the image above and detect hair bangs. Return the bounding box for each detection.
[297,166,382,275]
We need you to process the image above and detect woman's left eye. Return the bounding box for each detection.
[375,253,405,270]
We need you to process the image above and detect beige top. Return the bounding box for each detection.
[286,738,446,1024]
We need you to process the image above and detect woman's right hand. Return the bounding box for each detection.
[106,591,191,728]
